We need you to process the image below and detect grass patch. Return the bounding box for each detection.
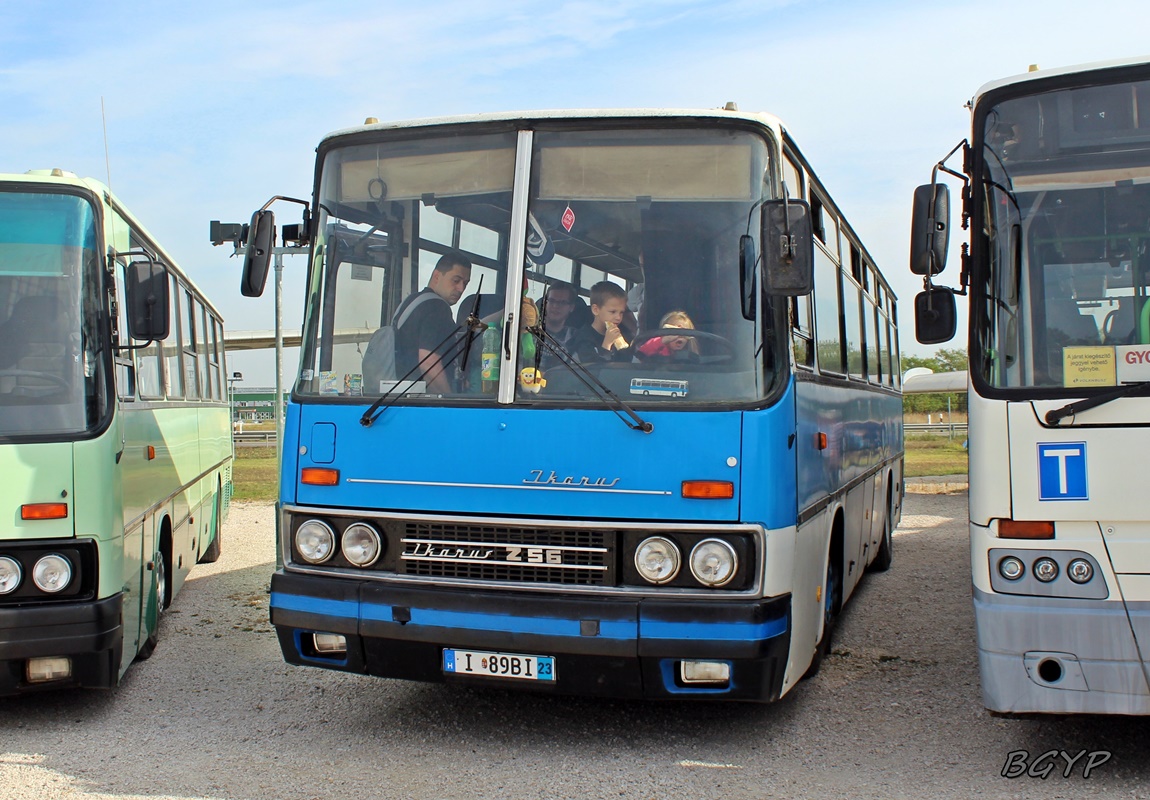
[232,448,279,502]
[904,435,968,477]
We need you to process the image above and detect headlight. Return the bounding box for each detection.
[32,554,72,593]
[341,523,382,567]
[635,537,681,584]
[1067,558,1094,584]
[998,556,1025,581]
[0,557,22,594]
[1033,557,1059,583]
[295,520,336,564]
[689,539,738,587]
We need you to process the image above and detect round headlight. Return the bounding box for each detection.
[689,539,738,587]
[0,557,22,594]
[1067,558,1094,584]
[32,554,72,593]
[295,520,336,564]
[998,556,1025,581]
[1033,557,1059,583]
[342,523,382,567]
[635,537,681,584]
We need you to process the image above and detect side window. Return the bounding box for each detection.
[182,289,199,399]
[791,295,814,369]
[842,272,865,380]
[782,152,804,200]
[810,192,827,245]
[114,263,137,400]
[164,275,184,398]
[210,317,224,401]
[196,302,211,401]
[865,296,880,383]
[814,246,844,374]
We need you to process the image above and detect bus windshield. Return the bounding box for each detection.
[974,79,1150,391]
[0,190,107,437]
[297,124,778,406]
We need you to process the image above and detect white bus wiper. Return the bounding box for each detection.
[1045,381,1150,425]
[528,325,653,434]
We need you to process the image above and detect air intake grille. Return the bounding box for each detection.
[398,521,613,586]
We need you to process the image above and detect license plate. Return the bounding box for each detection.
[443,648,555,682]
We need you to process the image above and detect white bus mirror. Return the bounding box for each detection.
[914,287,957,344]
[911,183,950,275]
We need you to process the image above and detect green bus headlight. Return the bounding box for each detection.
[0,557,22,594]
[32,554,72,593]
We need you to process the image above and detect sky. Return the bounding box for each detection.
[2,0,1148,387]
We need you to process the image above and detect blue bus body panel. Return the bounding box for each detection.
[285,382,800,527]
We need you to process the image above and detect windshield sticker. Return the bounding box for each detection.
[630,378,688,397]
[1063,347,1115,388]
[1116,345,1150,384]
[561,205,575,232]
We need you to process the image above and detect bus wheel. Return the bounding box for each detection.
[136,549,168,661]
[804,553,841,680]
[871,498,893,573]
[199,487,222,564]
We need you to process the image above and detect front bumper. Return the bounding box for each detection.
[271,571,791,701]
[0,594,123,695]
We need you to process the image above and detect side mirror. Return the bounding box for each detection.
[739,234,757,319]
[914,287,957,344]
[910,183,950,275]
[762,199,814,296]
[125,259,170,341]
[240,209,275,297]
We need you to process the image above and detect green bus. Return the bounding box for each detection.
[0,169,232,694]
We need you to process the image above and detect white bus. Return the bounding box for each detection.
[912,57,1150,714]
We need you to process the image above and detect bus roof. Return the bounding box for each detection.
[973,55,1150,106]
[320,107,787,145]
[0,169,223,320]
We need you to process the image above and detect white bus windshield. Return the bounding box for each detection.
[296,124,781,406]
[974,79,1150,391]
[0,191,107,436]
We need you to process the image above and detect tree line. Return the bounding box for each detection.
[902,347,967,416]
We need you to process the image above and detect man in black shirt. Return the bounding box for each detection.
[394,252,472,393]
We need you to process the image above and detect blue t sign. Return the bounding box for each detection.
[1037,442,1088,501]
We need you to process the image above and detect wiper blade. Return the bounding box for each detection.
[359,316,485,427]
[1045,381,1150,425]
[528,325,653,434]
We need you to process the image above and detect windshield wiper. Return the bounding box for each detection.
[360,315,485,428]
[527,325,653,434]
[1045,381,1150,425]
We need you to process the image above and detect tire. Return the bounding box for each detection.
[803,551,842,680]
[199,487,222,564]
[871,492,894,573]
[136,548,168,661]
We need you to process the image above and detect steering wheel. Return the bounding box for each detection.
[631,328,736,364]
[0,369,70,389]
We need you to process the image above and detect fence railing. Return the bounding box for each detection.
[234,430,278,447]
[905,423,968,435]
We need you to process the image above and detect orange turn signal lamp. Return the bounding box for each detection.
[681,480,734,500]
[21,503,69,520]
[998,519,1055,540]
[301,467,340,486]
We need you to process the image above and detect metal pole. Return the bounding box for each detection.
[275,250,285,450]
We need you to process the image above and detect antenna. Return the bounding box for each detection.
[101,97,112,189]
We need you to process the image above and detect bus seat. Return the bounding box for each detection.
[0,296,68,396]
[456,293,502,325]
[1046,296,1100,347]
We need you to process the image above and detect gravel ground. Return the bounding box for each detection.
[1,491,1148,800]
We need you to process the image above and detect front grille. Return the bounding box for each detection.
[398,521,613,586]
